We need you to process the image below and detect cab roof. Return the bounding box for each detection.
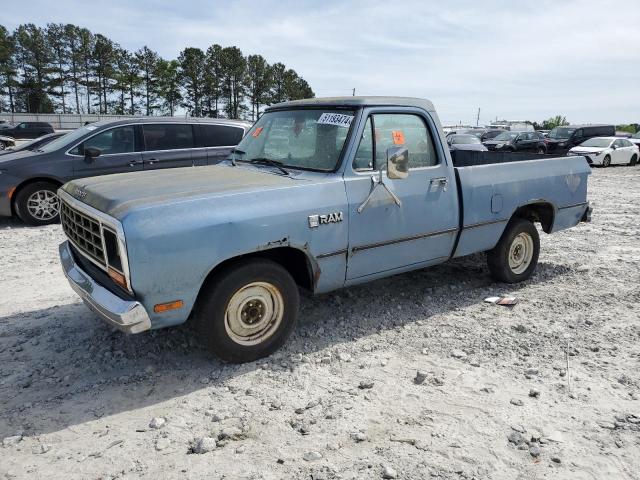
[267,96,436,112]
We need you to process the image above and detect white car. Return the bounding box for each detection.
[568,137,639,167]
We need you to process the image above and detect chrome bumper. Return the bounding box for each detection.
[59,241,151,334]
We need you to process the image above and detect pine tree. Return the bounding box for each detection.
[244,54,272,120]
[178,47,206,116]
[135,46,159,115]
[156,58,181,116]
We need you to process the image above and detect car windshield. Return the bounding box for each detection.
[232,109,354,172]
[579,138,612,148]
[450,134,481,145]
[36,125,98,152]
[493,132,518,141]
[548,127,575,139]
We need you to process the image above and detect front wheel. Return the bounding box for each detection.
[602,155,611,167]
[487,219,540,283]
[629,154,637,166]
[194,258,300,363]
[14,181,61,226]
[536,147,546,154]
[0,142,6,150]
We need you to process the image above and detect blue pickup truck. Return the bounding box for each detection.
[58,97,592,362]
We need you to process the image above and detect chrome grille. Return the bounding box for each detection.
[60,200,107,268]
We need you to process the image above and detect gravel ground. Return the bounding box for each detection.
[1,166,639,480]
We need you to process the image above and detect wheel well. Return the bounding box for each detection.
[201,247,315,293]
[513,202,554,233]
[11,177,63,214]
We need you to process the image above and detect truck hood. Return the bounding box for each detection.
[61,164,308,219]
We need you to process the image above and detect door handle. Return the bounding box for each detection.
[128,160,143,167]
[147,159,158,166]
[430,177,449,191]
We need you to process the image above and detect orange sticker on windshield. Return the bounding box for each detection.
[252,127,264,137]
[392,130,405,145]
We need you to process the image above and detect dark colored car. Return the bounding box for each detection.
[0,131,67,156]
[0,117,251,225]
[483,131,546,154]
[545,124,615,154]
[629,131,640,148]
[447,134,488,152]
[0,121,55,139]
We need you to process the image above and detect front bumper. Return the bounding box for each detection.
[59,241,151,334]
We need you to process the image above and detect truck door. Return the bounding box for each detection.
[72,125,143,177]
[344,109,459,280]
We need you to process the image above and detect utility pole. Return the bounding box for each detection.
[476,107,481,127]
[352,88,356,96]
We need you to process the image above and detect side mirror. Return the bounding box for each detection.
[611,144,617,150]
[84,147,101,163]
[386,146,409,180]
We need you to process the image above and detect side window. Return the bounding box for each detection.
[73,126,136,156]
[143,124,194,151]
[574,129,583,138]
[354,114,438,171]
[16,123,26,130]
[198,124,244,147]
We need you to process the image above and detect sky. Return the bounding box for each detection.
[2,0,639,125]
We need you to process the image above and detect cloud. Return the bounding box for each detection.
[2,0,639,124]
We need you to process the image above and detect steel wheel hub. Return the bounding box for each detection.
[225,282,284,346]
[27,190,60,221]
[508,232,534,274]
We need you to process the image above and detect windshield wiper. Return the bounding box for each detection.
[229,148,245,166]
[246,158,289,175]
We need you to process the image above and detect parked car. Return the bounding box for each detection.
[628,131,640,148]
[568,137,639,167]
[0,121,54,139]
[483,131,547,153]
[447,134,488,151]
[57,96,592,363]
[545,124,615,154]
[0,131,67,156]
[0,118,251,225]
[0,135,16,150]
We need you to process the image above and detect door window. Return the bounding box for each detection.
[353,113,438,171]
[70,126,136,155]
[143,124,194,151]
[197,124,244,147]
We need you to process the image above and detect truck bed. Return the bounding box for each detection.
[450,150,580,167]
[452,155,591,258]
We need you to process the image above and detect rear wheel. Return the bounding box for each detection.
[194,258,300,363]
[14,181,61,226]
[0,142,6,150]
[629,154,637,166]
[602,155,611,167]
[487,218,540,283]
[536,147,546,154]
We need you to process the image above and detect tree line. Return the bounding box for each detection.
[0,23,314,120]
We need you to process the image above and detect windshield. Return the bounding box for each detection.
[233,109,354,172]
[548,127,575,139]
[579,138,612,148]
[37,125,98,152]
[450,134,481,145]
[493,132,518,141]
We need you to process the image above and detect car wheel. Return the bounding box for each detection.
[602,155,611,167]
[14,181,61,226]
[487,218,540,283]
[194,258,300,363]
[536,147,546,154]
[0,142,6,150]
[629,154,637,166]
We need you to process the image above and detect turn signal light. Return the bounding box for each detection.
[154,300,184,313]
[108,267,127,290]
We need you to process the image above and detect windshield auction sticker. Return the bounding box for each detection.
[317,113,354,128]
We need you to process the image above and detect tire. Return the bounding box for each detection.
[629,154,637,166]
[487,218,540,283]
[0,142,6,150]
[602,155,611,167]
[14,181,61,226]
[194,258,300,363]
[536,147,546,155]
